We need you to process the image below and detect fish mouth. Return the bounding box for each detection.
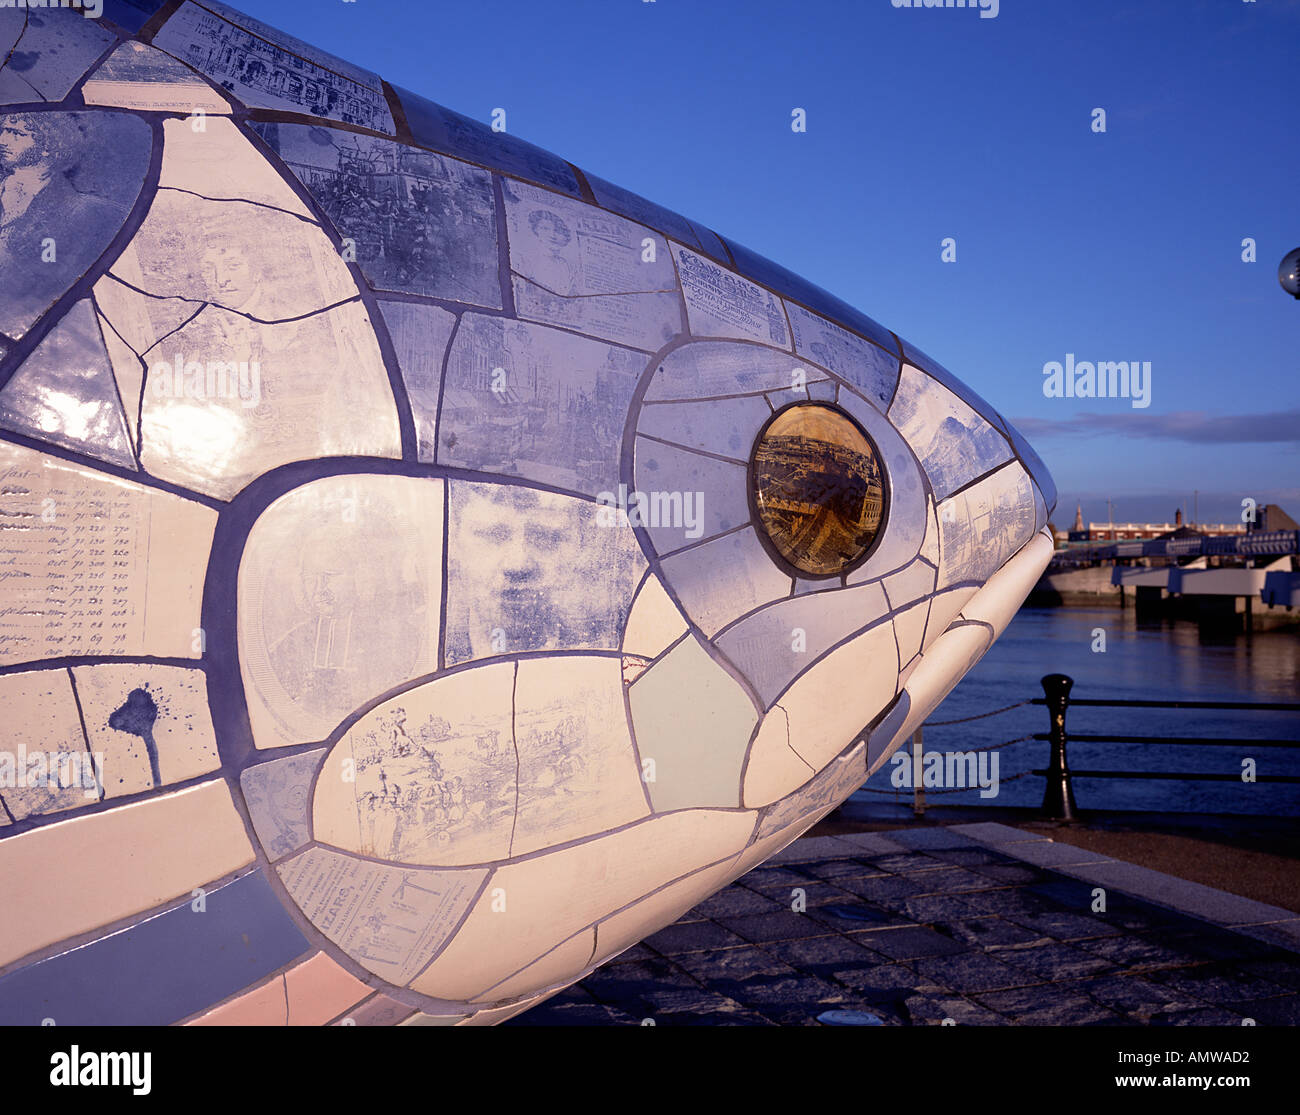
[865,527,1056,776]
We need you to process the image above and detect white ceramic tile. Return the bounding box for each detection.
[621,574,688,660]
[741,706,816,808]
[138,299,400,500]
[883,560,937,610]
[410,809,755,1000]
[159,118,309,214]
[589,855,740,967]
[0,670,96,820]
[936,465,1037,591]
[628,635,757,811]
[714,580,889,707]
[511,656,648,855]
[888,364,1012,500]
[892,599,930,666]
[73,663,219,789]
[762,619,897,785]
[475,926,596,1003]
[672,244,790,348]
[0,780,254,970]
[239,475,444,749]
[922,585,979,652]
[755,739,866,839]
[891,624,993,755]
[658,527,791,638]
[312,661,515,866]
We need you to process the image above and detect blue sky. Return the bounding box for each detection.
[252,0,1299,527]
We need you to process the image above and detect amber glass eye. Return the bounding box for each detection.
[749,403,886,577]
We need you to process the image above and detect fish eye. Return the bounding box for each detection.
[749,402,887,577]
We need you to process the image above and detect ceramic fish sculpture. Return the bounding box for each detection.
[0,0,1056,1025]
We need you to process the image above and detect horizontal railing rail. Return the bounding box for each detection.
[867,675,1300,820]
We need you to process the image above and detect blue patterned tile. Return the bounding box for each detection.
[378,300,457,460]
[0,111,152,341]
[154,1,393,133]
[674,244,789,348]
[998,412,1057,514]
[0,6,115,105]
[899,336,1007,435]
[636,394,771,460]
[241,748,328,861]
[888,363,1012,501]
[787,302,899,410]
[251,123,501,308]
[720,235,899,355]
[395,84,581,198]
[634,437,750,553]
[645,340,822,403]
[438,314,645,496]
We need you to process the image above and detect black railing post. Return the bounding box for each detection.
[1041,673,1078,821]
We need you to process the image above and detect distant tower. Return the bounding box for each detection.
[1174,508,1183,527]
[1072,503,1083,531]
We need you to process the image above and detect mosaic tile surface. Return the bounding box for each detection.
[0,0,1055,1028]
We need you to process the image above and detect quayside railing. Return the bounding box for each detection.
[861,674,1300,821]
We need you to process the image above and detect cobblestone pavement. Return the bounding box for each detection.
[504,826,1300,1026]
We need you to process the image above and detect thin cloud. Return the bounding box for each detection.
[1009,410,1300,444]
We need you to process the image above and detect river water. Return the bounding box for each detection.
[860,605,1300,816]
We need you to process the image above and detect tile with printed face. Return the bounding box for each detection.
[444,481,645,666]
[0,112,152,341]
